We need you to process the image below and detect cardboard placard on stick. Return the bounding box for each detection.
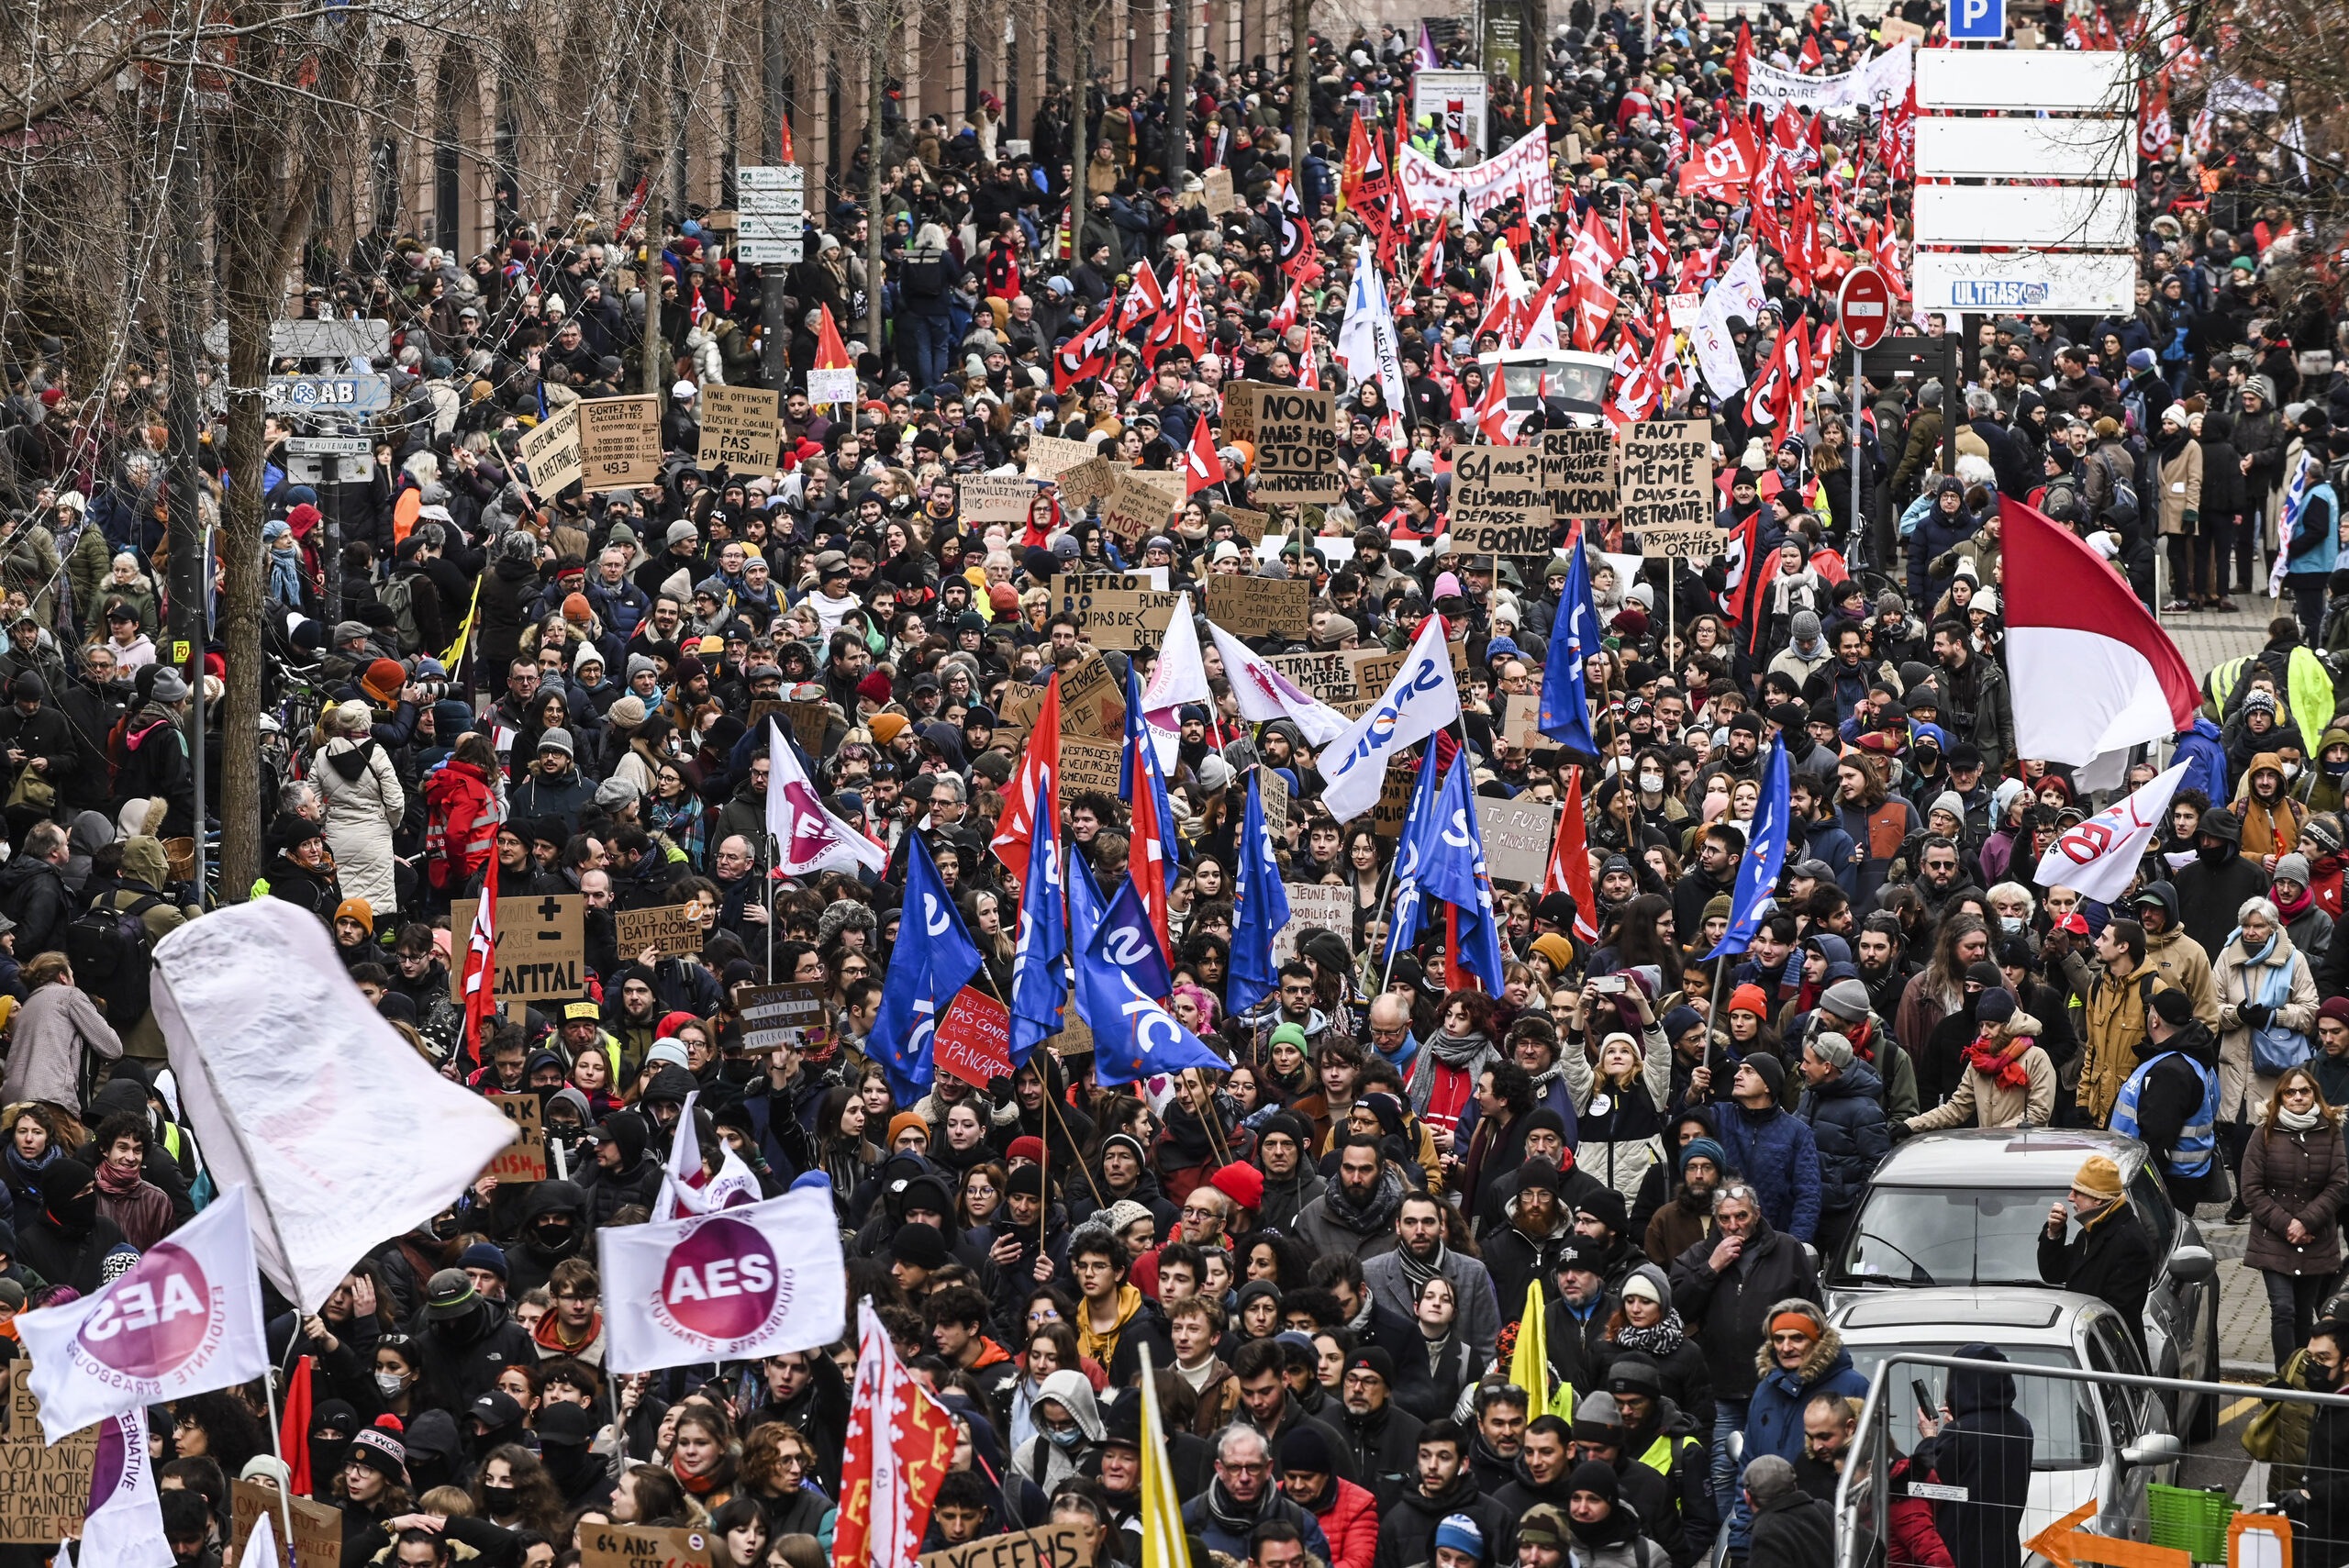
[1028,435,1097,480]
[1220,381,1275,447]
[996,685,1047,744]
[1098,471,1186,551]
[1058,653,1125,740]
[577,395,664,491]
[518,403,584,495]
[919,1520,1098,1568]
[739,983,829,1051]
[1267,652,1358,701]
[1206,576,1311,639]
[231,1479,345,1568]
[1203,167,1237,215]
[1252,386,1343,501]
[487,1094,548,1183]
[1620,419,1716,550]
[580,1522,715,1568]
[1541,428,1620,519]
[1259,766,1291,840]
[1476,795,1560,885]
[1044,987,1093,1055]
[1059,737,1124,797]
[0,1365,96,1545]
[1450,443,1552,555]
[960,473,1038,523]
[695,384,782,472]
[1275,881,1359,962]
[1222,506,1271,544]
[614,902,706,956]
[1052,573,1179,651]
[1056,456,1130,511]
[1372,768,1415,838]
[447,894,584,1003]
[933,986,1014,1087]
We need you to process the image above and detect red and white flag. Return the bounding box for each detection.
[654,1089,763,1219]
[1543,767,1601,943]
[767,720,887,876]
[1999,495,2200,767]
[991,673,1063,876]
[1204,621,1350,744]
[461,855,498,1058]
[1184,412,1226,495]
[833,1299,959,1568]
[2033,761,2190,904]
[19,1185,271,1439]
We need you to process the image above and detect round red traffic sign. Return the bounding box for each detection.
[1838,267,1894,350]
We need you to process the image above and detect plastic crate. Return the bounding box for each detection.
[2147,1483,2235,1563]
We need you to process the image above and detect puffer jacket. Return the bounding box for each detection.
[1710,1097,1823,1243]
[1742,1302,1870,1465]
[422,758,501,893]
[1795,1061,1890,1215]
[317,734,405,916]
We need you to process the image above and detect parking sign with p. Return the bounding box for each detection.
[1948,0,2004,39]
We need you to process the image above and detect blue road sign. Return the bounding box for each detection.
[1948,0,2005,39]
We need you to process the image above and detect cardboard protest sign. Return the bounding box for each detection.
[996,684,1047,744]
[1222,506,1272,543]
[487,1095,548,1183]
[1056,456,1131,511]
[1251,386,1343,500]
[1619,419,1717,554]
[1275,882,1358,962]
[519,403,584,494]
[578,395,664,490]
[1450,443,1552,555]
[1350,637,1466,696]
[1059,738,1124,796]
[1268,652,1358,701]
[961,474,1038,524]
[1260,766,1291,840]
[1044,988,1093,1055]
[0,1365,95,1545]
[1221,381,1275,447]
[1203,167,1237,215]
[581,1522,715,1568]
[615,902,706,956]
[695,384,782,472]
[1206,576,1311,639]
[1052,573,1180,651]
[739,983,829,1051]
[231,1479,345,1568]
[1477,795,1560,884]
[934,987,1014,1087]
[1028,435,1097,479]
[919,1520,1097,1568]
[1099,471,1186,551]
[1372,768,1414,837]
[447,894,584,1004]
[1058,653,1125,740]
[1542,428,1620,520]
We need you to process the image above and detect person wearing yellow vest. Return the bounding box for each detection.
[1602,1355,1721,1551]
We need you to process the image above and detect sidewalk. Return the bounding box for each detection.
[2204,1218,2276,1383]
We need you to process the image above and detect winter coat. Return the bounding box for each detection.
[2038,1196,2157,1357]
[1305,1477,1380,1568]
[423,759,500,893]
[1911,1346,2032,1568]
[1669,1216,1822,1401]
[1365,1244,1503,1365]
[1746,1490,1836,1568]
[1566,1019,1675,1207]
[2155,436,2204,536]
[1904,1029,2057,1132]
[2213,928,2321,1120]
[317,736,405,916]
[1743,1323,1869,1466]
[1371,1473,1513,1568]
[1795,1061,1890,1216]
[1710,1097,1823,1242]
[2241,1112,2349,1276]
[0,980,123,1109]
[2307,1374,2349,1567]
[0,854,72,961]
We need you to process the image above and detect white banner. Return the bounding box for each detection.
[1319,617,1464,825]
[1396,132,1554,222]
[2032,761,2188,905]
[1409,70,1488,167]
[79,1409,173,1568]
[19,1186,271,1440]
[599,1188,848,1372]
[1746,41,1912,113]
[152,902,520,1312]
[1910,250,2136,316]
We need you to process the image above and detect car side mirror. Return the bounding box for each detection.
[2168,1244,2216,1285]
[1728,1430,1745,1464]
[2121,1433,2185,1468]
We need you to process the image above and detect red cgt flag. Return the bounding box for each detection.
[1544,767,1600,943]
[833,1301,958,1568]
[460,853,499,1063]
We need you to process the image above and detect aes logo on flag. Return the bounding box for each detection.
[652,1213,798,1353]
[601,1188,847,1373]
[70,1238,229,1390]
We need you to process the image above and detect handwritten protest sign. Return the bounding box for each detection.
[1098,471,1186,551]
[1056,456,1130,511]
[1221,381,1275,447]
[615,902,705,955]
[1477,795,1560,884]
[740,983,829,1051]
[1222,506,1271,543]
[488,1095,547,1183]
[1052,573,1180,651]
[581,1522,714,1568]
[1373,769,1414,837]
[1268,651,1358,701]
[1252,387,1342,500]
[1620,419,1716,553]
[934,987,1014,1086]
[1542,428,1620,519]
[1203,168,1237,215]
[1059,737,1123,796]
[960,474,1038,524]
[1451,443,1552,555]
[1028,435,1097,479]
[519,403,584,494]
[1260,766,1291,839]
[578,396,663,490]
[920,1520,1097,1568]
[1275,882,1358,962]
[448,894,584,1004]
[1058,653,1124,740]
[696,384,782,472]
[1207,576,1310,639]
[0,1364,94,1544]
[231,1479,345,1568]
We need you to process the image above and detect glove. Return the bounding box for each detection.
[1887,1118,1914,1143]
[2183,509,2200,528]
[2241,1003,2273,1029]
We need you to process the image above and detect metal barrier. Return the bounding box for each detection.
[1832,1352,2349,1568]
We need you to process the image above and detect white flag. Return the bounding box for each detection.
[1691,247,1767,398]
[598,1188,848,1373]
[766,720,887,877]
[2033,761,2189,906]
[1319,617,1464,825]
[151,903,520,1312]
[18,1186,270,1440]
[1205,621,1351,746]
[654,1090,763,1220]
[235,1495,283,1568]
[77,1408,173,1568]
[1139,592,1210,773]
[1338,245,1409,417]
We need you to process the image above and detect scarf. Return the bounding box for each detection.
[1965,1033,2033,1090]
[1319,1166,1406,1236]
[1407,1028,1496,1112]
[2277,879,2318,920]
[1397,1239,1450,1299]
[1204,1477,1272,1539]
[672,1451,722,1494]
[1612,1309,1687,1358]
[95,1160,145,1196]
[2279,1104,2327,1132]
[534,1307,602,1356]
[6,1140,56,1199]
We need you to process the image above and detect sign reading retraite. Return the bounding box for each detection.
[694,384,782,472]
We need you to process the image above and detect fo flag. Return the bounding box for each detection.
[1319,617,1462,824]
[2033,761,2189,906]
[600,1187,848,1372]
[18,1184,270,1440]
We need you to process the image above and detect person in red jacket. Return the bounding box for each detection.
[1281,1425,1378,1568]
[423,733,503,904]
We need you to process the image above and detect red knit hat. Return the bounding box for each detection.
[1728,984,1771,1018]
[1006,1136,1046,1167]
[856,671,895,706]
[1209,1162,1264,1215]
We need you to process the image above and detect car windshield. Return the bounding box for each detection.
[1842,1342,2104,1470]
[1832,1187,2071,1287]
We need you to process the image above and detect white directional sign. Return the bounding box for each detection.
[285,435,374,457]
[737,165,807,266]
[1914,184,2136,250]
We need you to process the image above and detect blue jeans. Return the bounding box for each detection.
[902,312,953,391]
[1710,1394,1750,1540]
[2266,1271,2329,1367]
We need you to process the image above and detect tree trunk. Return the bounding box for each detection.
[1069,7,1093,261]
[1524,0,1545,138]
[164,77,208,896]
[867,28,886,354]
[1289,0,1310,172]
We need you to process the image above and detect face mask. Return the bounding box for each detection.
[375,1372,407,1398]
[479,1484,518,1512]
[534,1219,574,1250]
[2309,1360,2337,1392]
[2326,757,2349,777]
[1638,773,1664,795]
[1998,916,2027,935]
[2198,840,2234,864]
[1045,1426,1084,1451]
[2283,762,2303,780]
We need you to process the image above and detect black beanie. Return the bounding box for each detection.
[891,1221,951,1270]
[1744,1051,1786,1098]
[1566,1459,1620,1506]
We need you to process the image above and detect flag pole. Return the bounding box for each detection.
[978,956,1108,1209]
[262,1366,299,1555]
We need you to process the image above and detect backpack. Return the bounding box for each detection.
[377,573,425,655]
[2096,450,2140,529]
[66,891,164,1029]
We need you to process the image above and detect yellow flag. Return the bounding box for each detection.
[1508,1279,1575,1420]
[1138,1346,1190,1568]
[440,575,482,673]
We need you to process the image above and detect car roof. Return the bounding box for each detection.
[1866,1129,2148,1188]
[1831,1287,2099,1337]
